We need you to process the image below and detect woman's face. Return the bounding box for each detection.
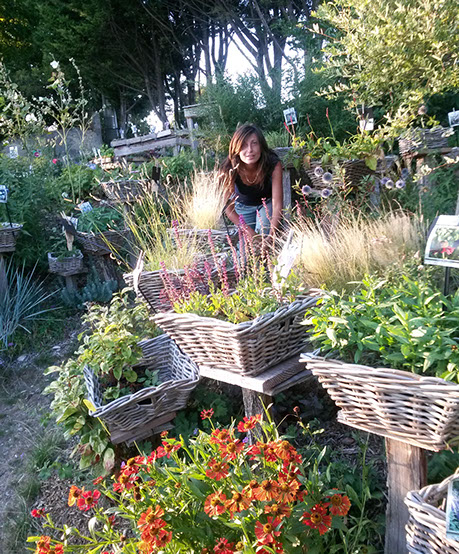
[239,133,261,166]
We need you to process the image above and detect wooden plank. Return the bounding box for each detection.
[113,136,192,158]
[384,438,427,554]
[268,369,314,396]
[200,356,306,393]
[109,412,176,444]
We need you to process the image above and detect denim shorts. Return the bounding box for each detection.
[234,199,272,235]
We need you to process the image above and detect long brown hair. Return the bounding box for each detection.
[219,124,273,196]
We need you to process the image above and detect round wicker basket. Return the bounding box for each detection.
[398,127,452,156]
[48,250,84,276]
[301,355,459,451]
[76,229,129,255]
[0,223,22,253]
[83,335,199,442]
[405,472,459,553]
[153,295,319,377]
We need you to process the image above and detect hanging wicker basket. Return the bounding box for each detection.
[0,223,22,253]
[301,355,459,451]
[48,250,84,276]
[101,178,159,203]
[153,295,319,377]
[405,472,459,553]
[76,229,129,255]
[83,334,199,444]
[398,126,453,156]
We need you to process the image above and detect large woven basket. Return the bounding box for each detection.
[301,356,459,451]
[168,227,239,250]
[76,229,128,255]
[306,159,374,189]
[398,127,452,156]
[101,178,159,203]
[48,250,84,276]
[154,295,319,377]
[83,335,199,442]
[405,472,459,553]
[0,223,22,253]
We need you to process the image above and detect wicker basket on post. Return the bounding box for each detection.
[83,334,200,444]
[405,473,459,553]
[300,355,459,451]
[0,223,22,253]
[48,250,84,276]
[154,295,319,377]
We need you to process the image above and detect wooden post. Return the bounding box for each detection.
[242,389,273,445]
[282,168,292,221]
[384,438,427,554]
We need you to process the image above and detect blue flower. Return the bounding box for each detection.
[380,177,390,186]
[314,166,324,177]
[87,163,97,170]
[321,188,332,198]
[301,185,312,195]
[395,180,406,189]
[322,172,333,184]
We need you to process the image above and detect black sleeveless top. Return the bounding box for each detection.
[234,152,280,206]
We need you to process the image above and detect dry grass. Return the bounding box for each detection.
[181,170,227,230]
[291,210,424,291]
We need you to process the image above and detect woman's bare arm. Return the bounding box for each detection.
[269,161,283,236]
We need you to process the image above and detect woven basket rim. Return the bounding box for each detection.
[301,355,459,391]
[154,294,320,333]
[0,222,23,230]
[48,249,83,261]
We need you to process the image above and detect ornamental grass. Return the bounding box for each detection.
[28,414,351,553]
[291,209,423,291]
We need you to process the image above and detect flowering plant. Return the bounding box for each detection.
[28,414,350,553]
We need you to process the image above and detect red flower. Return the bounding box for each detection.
[262,442,278,462]
[257,542,284,554]
[156,440,180,459]
[274,440,298,462]
[213,537,235,553]
[243,479,261,499]
[327,493,351,516]
[237,414,261,432]
[155,528,172,548]
[254,516,282,545]
[225,490,251,515]
[141,519,167,543]
[113,467,138,492]
[204,491,227,517]
[68,485,83,506]
[138,505,165,530]
[277,476,300,503]
[206,458,229,480]
[93,476,104,485]
[31,508,45,518]
[302,504,332,535]
[201,408,214,420]
[264,502,291,519]
[35,535,50,553]
[77,489,101,511]
[218,439,244,461]
[210,428,233,444]
[253,479,280,502]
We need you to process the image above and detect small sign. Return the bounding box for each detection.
[273,229,300,285]
[0,185,8,203]
[424,215,459,269]
[283,107,298,126]
[359,106,374,132]
[449,109,459,128]
[78,201,93,213]
[8,145,18,159]
[446,478,459,540]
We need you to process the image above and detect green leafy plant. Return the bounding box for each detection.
[28,414,352,553]
[77,205,123,233]
[98,145,114,157]
[303,272,459,381]
[60,269,118,309]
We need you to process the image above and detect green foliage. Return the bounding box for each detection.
[77,205,123,233]
[160,151,199,188]
[304,272,459,381]
[49,163,102,203]
[60,271,118,310]
[46,289,159,472]
[315,0,459,130]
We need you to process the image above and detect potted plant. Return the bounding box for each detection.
[47,236,84,276]
[0,221,23,253]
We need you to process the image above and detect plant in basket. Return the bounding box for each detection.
[45,289,160,473]
[153,220,319,375]
[27,413,352,553]
[75,204,126,255]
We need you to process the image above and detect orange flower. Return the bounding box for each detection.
[274,440,298,462]
[206,458,229,480]
[140,519,167,543]
[327,493,351,516]
[264,502,291,519]
[302,504,332,535]
[254,516,282,545]
[154,528,172,548]
[277,477,300,503]
[243,479,261,499]
[225,490,251,515]
[77,489,101,511]
[138,505,165,530]
[204,491,227,517]
[68,485,83,507]
[218,439,244,461]
[213,537,235,553]
[210,428,233,444]
[262,442,278,462]
[254,479,280,502]
[35,536,51,553]
[237,414,262,432]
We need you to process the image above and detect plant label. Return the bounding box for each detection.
[425,215,459,268]
[0,185,8,203]
[79,201,93,213]
[283,107,298,126]
[273,229,300,286]
[448,109,459,128]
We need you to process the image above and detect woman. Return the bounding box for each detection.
[220,124,283,237]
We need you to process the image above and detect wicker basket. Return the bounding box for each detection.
[0,223,22,253]
[48,250,84,276]
[405,473,459,553]
[301,356,459,451]
[168,227,239,250]
[153,295,319,377]
[398,127,453,156]
[306,159,374,189]
[83,335,199,442]
[76,229,128,255]
[101,178,159,203]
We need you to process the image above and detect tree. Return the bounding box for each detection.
[314,0,459,129]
